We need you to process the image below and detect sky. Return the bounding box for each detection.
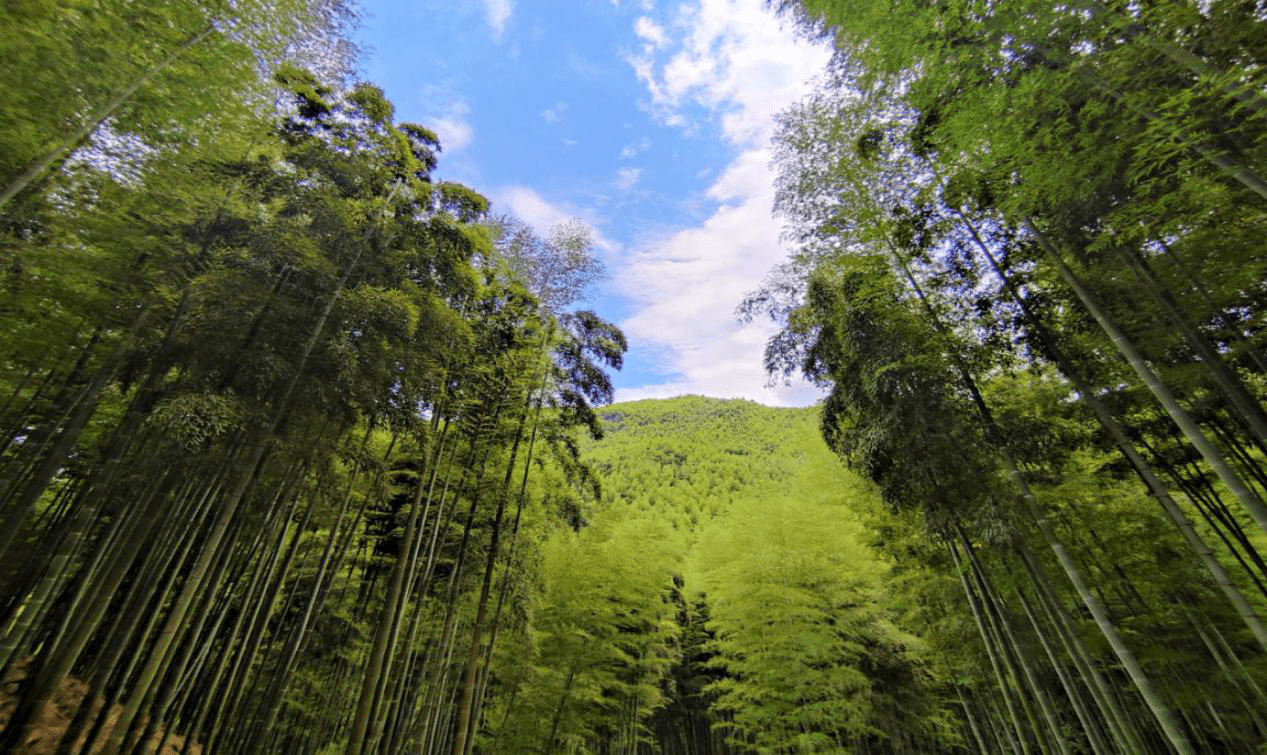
[355,0,831,406]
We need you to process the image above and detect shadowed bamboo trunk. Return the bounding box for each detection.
[1027,219,1267,538]
[955,209,1267,652]
[948,538,1035,755]
[889,243,1195,755]
[102,235,369,755]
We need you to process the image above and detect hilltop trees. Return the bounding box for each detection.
[494,397,965,755]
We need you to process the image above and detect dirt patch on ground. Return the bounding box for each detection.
[0,660,202,755]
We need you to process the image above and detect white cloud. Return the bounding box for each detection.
[619,136,652,159]
[626,0,827,143]
[481,0,513,42]
[427,99,474,152]
[614,166,643,191]
[613,155,821,407]
[634,16,667,49]
[612,0,830,407]
[541,101,569,124]
[496,186,573,231]
[493,186,620,255]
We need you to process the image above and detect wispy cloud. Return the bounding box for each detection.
[541,101,569,124]
[627,0,827,143]
[614,166,643,191]
[619,136,652,159]
[634,16,667,49]
[493,186,620,256]
[614,160,821,407]
[426,99,474,152]
[613,0,830,406]
[481,0,513,42]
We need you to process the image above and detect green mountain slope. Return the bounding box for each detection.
[482,396,956,754]
[587,396,855,522]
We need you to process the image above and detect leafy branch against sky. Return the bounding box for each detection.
[359,0,828,405]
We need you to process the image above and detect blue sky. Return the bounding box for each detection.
[356,0,829,406]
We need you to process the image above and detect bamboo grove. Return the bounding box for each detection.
[740,0,1267,752]
[0,2,631,753]
[6,0,1267,753]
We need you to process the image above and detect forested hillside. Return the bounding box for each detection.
[472,397,922,751]
[554,397,952,754]
[516,390,1267,755]
[2,0,1267,753]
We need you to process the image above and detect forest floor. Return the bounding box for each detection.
[0,660,201,755]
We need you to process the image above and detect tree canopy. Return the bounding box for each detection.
[3,0,1267,753]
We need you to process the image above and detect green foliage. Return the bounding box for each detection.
[481,397,959,754]
[0,7,634,751]
[747,3,1267,751]
[4,3,1267,754]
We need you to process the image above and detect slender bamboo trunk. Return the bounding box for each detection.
[451,395,535,755]
[0,328,100,486]
[245,430,398,748]
[141,481,313,755]
[957,686,992,755]
[346,432,446,755]
[1117,244,1267,448]
[364,419,455,754]
[949,539,1035,755]
[104,228,367,753]
[1016,587,1113,755]
[1018,549,1148,754]
[961,532,1072,755]
[1185,610,1265,726]
[60,483,216,755]
[0,26,217,211]
[1028,220,1267,539]
[466,407,543,755]
[0,483,101,675]
[1153,239,1267,376]
[0,357,46,429]
[414,401,507,755]
[0,469,180,751]
[544,661,580,755]
[0,386,102,556]
[179,521,289,755]
[150,527,266,755]
[888,243,1194,754]
[956,208,1267,633]
[963,537,1055,755]
[119,493,270,755]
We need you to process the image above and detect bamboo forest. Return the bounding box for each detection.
[2,0,1267,753]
